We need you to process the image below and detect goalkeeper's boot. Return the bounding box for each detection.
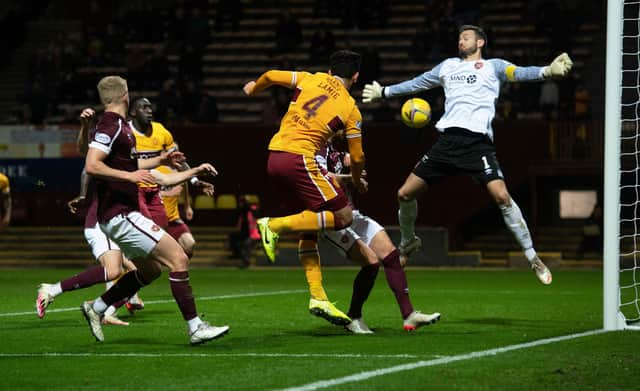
[531,257,553,285]
[399,236,422,259]
[189,322,229,345]
[125,294,145,314]
[346,318,374,334]
[257,217,279,263]
[36,283,55,319]
[81,301,104,342]
[403,311,441,331]
[309,298,351,326]
[102,313,130,326]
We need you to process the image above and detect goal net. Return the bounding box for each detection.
[604,0,640,330]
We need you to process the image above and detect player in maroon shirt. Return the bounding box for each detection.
[317,137,441,333]
[36,108,144,326]
[79,76,228,345]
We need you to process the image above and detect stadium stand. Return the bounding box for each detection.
[0,0,603,125]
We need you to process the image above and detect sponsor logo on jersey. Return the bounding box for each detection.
[151,224,160,232]
[95,133,111,144]
[466,75,477,84]
[449,74,468,82]
[474,61,483,69]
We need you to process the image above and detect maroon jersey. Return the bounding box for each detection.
[315,140,355,207]
[88,111,139,223]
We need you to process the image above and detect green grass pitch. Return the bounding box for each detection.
[1,268,638,390]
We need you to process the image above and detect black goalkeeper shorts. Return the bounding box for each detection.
[413,127,505,186]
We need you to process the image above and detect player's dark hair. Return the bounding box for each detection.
[128,96,148,115]
[459,24,488,48]
[329,50,361,78]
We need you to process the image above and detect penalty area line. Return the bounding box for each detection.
[0,289,306,317]
[279,329,609,391]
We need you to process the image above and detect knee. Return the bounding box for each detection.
[397,188,414,202]
[334,210,353,230]
[105,268,123,281]
[170,251,190,272]
[180,236,196,258]
[494,192,511,207]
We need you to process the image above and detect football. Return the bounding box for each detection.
[400,98,431,128]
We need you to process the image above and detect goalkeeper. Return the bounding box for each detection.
[362,25,573,285]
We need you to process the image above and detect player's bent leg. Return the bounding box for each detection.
[332,206,353,230]
[36,250,121,319]
[150,234,229,344]
[149,233,189,272]
[99,251,126,281]
[345,240,379,322]
[178,232,196,259]
[398,173,427,257]
[487,180,552,285]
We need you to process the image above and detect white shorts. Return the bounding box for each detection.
[322,210,384,255]
[100,211,166,260]
[84,223,120,260]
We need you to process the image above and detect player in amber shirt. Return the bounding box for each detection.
[243,50,367,326]
[129,97,177,228]
[0,172,11,230]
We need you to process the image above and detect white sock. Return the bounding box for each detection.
[187,316,204,333]
[398,199,418,246]
[50,282,63,297]
[105,281,115,290]
[92,297,108,314]
[104,306,117,317]
[499,199,537,263]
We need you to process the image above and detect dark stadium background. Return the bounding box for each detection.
[0,0,606,257]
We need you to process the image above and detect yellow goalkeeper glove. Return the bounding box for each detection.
[362,80,384,103]
[543,53,573,78]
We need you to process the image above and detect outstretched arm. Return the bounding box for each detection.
[151,163,217,187]
[243,70,307,95]
[491,53,573,82]
[363,62,444,102]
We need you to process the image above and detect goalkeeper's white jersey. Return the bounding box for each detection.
[385,57,545,140]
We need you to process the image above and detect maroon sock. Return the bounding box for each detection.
[101,271,146,306]
[382,249,414,319]
[60,266,106,292]
[169,271,197,321]
[348,264,380,319]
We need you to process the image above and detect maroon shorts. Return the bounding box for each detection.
[267,151,348,215]
[138,187,169,228]
[166,219,191,241]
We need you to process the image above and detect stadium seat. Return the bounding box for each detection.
[194,195,215,210]
[216,194,238,210]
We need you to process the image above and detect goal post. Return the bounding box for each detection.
[604,0,640,330]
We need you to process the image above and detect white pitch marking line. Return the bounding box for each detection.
[279,329,609,391]
[0,352,444,359]
[0,289,306,317]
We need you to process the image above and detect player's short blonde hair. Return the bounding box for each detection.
[97,76,128,105]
